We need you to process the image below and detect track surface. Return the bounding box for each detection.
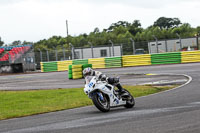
[0,69,187,90]
[0,63,200,133]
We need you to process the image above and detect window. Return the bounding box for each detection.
[100,49,107,57]
[151,44,155,46]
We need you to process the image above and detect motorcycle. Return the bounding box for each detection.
[84,76,135,112]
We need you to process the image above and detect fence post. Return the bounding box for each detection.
[148,42,151,54]
[120,44,123,56]
[81,48,84,59]
[88,42,94,58]
[176,33,182,51]
[44,48,49,62]
[37,48,43,62]
[62,46,66,60]
[153,35,159,53]
[53,47,58,61]
[196,33,200,50]
[130,38,135,55]
[109,40,114,57]
[109,46,111,57]
[165,40,168,52]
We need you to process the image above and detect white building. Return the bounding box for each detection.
[148,37,200,54]
[74,45,122,59]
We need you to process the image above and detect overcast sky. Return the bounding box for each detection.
[0,0,200,44]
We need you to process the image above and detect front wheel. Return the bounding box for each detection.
[92,92,110,112]
[123,89,135,108]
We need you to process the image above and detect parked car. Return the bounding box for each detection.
[135,49,145,55]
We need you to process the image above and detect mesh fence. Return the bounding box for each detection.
[33,37,199,69]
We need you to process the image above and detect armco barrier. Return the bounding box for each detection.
[73,59,88,65]
[151,52,181,65]
[105,57,122,68]
[57,60,72,71]
[122,54,151,67]
[40,50,200,73]
[88,58,105,69]
[181,51,200,63]
[40,62,58,72]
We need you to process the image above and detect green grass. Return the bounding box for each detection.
[0,85,176,120]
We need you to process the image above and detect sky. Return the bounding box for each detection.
[0,0,200,44]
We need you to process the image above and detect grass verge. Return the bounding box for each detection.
[0,85,176,120]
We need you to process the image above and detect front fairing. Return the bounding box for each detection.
[84,77,111,97]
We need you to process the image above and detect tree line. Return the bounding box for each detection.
[2,17,200,50]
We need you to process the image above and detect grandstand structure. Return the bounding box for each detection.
[0,45,35,73]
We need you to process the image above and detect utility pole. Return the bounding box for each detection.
[66,20,69,37]
[69,43,74,59]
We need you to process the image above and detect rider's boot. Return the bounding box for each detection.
[116,84,128,96]
[107,77,129,96]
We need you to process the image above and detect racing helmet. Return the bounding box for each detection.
[83,67,93,77]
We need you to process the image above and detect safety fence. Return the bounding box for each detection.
[40,50,200,73]
[151,52,181,65]
[181,51,200,63]
[122,54,151,67]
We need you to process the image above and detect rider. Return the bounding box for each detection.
[83,67,126,95]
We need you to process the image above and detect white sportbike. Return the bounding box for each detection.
[84,76,135,112]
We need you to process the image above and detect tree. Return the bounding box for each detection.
[0,37,4,46]
[93,27,100,33]
[22,41,34,45]
[33,18,200,51]
[128,20,143,36]
[153,17,182,29]
[106,21,130,32]
[113,25,128,35]
[11,40,22,46]
[196,26,200,33]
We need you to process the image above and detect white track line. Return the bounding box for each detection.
[136,73,193,99]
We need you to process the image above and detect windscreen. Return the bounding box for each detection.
[85,76,94,85]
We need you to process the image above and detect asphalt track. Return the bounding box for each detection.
[0,63,200,133]
[0,68,187,90]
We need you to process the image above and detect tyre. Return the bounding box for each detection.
[68,65,72,70]
[72,67,82,72]
[68,69,72,74]
[72,65,82,69]
[92,92,110,112]
[82,64,92,69]
[68,73,73,79]
[123,89,135,108]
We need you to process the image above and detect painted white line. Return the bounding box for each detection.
[136,73,193,99]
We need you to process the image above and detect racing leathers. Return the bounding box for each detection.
[84,70,124,93]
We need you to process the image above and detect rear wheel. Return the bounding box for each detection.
[92,92,110,112]
[123,89,135,108]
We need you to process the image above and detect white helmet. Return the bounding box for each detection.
[83,67,93,77]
